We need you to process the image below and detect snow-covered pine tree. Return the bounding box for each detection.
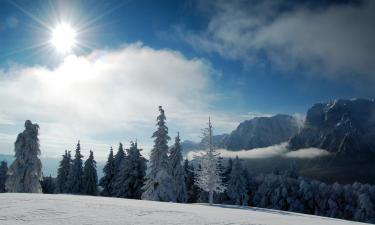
[67,141,84,194]
[56,150,72,193]
[194,118,226,205]
[227,156,249,205]
[168,133,187,203]
[142,106,175,202]
[99,147,115,196]
[5,120,42,193]
[82,150,98,196]
[112,141,147,199]
[0,161,8,193]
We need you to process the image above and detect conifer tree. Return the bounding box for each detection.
[142,106,175,202]
[112,141,147,199]
[6,120,42,193]
[0,161,8,193]
[227,156,249,205]
[184,159,199,203]
[111,143,126,196]
[169,133,187,203]
[41,175,56,194]
[56,150,72,193]
[82,150,98,196]
[99,147,115,196]
[67,141,84,194]
[194,118,225,205]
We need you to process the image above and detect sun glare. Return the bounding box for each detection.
[51,23,76,54]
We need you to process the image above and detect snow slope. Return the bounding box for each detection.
[0,193,366,225]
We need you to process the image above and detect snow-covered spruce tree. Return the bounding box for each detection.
[82,150,98,196]
[112,141,147,199]
[194,118,225,205]
[67,141,84,194]
[168,133,187,203]
[56,150,72,193]
[227,156,249,205]
[99,147,115,196]
[0,161,8,193]
[142,106,175,202]
[5,120,42,193]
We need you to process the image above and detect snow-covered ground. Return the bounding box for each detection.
[0,193,366,225]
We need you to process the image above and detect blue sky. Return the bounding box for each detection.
[0,0,374,159]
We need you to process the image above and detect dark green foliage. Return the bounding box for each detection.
[41,175,56,194]
[82,150,98,196]
[56,150,72,193]
[0,161,8,193]
[67,141,84,194]
[99,147,115,196]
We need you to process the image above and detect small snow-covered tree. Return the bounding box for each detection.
[67,141,84,194]
[82,150,98,196]
[142,106,175,202]
[41,175,56,194]
[112,141,147,199]
[56,150,72,193]
[99,147,115,196]
[169,133,187,203]
[6,120,42,193]
[0,161,8,193]
[227,156,248,205]
[194,118,225,205]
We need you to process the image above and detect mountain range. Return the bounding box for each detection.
[182,114,300,152]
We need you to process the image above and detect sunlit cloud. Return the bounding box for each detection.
[0,43,240,159]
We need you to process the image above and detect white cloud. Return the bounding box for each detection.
[186,142,330,160]
[0,43,238,159]
[180,0,375,80]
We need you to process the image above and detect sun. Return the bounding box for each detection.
[51,23,76,54]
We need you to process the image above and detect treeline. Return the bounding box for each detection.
[0,106,374,224]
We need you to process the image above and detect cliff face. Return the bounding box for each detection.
[288,99,375,156]
[182,114,300,152]
[225,114,299,151]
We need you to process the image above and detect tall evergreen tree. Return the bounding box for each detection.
[227,156,249,205]
[194,118,226,205]
[99,147,115,196]
[82,150,98,196]
[6,120,42,193]
[142,106,175,202]
[0,161,8,193]
[111,143,126,196]
[67,141,84,194]
[112,141,147,199]
[56,150,72,193]
[169,133,187,203]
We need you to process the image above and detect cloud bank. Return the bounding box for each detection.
[186,143,330,160]
[180,0,375,80]
[0,43,239,159]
